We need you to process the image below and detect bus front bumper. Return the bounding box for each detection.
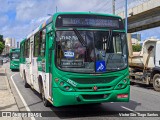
[52,85,130,107]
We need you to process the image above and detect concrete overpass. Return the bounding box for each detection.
[117,0,160,33]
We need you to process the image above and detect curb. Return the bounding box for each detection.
[0,68,8,91]
[0,66,23,120]
[5,69,21,111]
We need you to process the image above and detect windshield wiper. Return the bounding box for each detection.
[73,28,86,47]
[106,30,112,50]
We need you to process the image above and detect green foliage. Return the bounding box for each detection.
[132,44,142,52]
[0,35,5,54]
[0,35,4,43]
[0,42,5,54]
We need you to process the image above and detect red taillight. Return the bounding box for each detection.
[117,94,128,98]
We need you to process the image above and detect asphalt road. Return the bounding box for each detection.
[3,63,160,120]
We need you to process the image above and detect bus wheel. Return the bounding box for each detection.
[24,72,30,88]
[41,83,51,107]
[153,74,160,92]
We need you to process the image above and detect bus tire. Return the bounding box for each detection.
[153,74,160,92]
[39,78,51,107]
[24,71,30,88]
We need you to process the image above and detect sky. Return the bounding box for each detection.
[0,0,160,43]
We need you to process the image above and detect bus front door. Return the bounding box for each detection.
[48,32,53,98]
[30,41,34,86]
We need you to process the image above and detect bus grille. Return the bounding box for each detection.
[70,77,117,84]
[76,86,113,92]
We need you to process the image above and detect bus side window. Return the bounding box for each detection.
[27,39,30,58]
[25,40,30,58]
[40,29,46,57]
[34,33,40,57]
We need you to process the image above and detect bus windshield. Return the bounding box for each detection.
[56,30,127,73]
[11,52,20,60]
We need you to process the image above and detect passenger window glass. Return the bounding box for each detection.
[34,33,40,57]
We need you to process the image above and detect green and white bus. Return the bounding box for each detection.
[20,12,130,107]
[10,48,20,70]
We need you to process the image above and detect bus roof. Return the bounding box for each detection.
[24,12,122,41]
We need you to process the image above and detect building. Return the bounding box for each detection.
[131,38,140,45]
[17,42,20,48]
[1,45,10,56]
[131,33,141,45]
[1,38,16,56]
[4,37,16,47]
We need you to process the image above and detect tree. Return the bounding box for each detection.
[132,44,142,52]
[0,35,4,43]
[0,35,5,54]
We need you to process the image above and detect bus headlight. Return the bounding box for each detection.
[114,77,129,90]
[55,78,75,92]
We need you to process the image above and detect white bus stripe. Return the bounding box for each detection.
[11,73,36,120]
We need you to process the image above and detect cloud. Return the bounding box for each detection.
[0,15,51,42]
[0,15,9,27]
[0,0,20,14]
[0,0,159,43]
[57,0,112,13]
[14,0,113,41]
[1,0,114,41]
[16,0,55,21]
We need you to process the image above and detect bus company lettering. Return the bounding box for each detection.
[67,79,77,87]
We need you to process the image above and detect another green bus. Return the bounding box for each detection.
[10,48,20,70]
[20,12,130,107]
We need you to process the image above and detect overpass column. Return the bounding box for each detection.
[127,33,133,57]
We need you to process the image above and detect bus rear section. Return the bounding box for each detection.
[10,48,20,70]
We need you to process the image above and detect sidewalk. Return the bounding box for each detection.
[0,66,22,120]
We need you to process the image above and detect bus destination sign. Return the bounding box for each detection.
[56,14,124,29]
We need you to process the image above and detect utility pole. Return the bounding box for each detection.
[56,6,58,13]
[112,0,115,14]
[125,0,128,34]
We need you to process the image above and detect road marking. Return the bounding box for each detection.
[11,73,36,120]
[121,106,139,114]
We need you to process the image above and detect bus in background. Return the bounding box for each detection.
[20,12,129,107]
[10,48,20,71]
